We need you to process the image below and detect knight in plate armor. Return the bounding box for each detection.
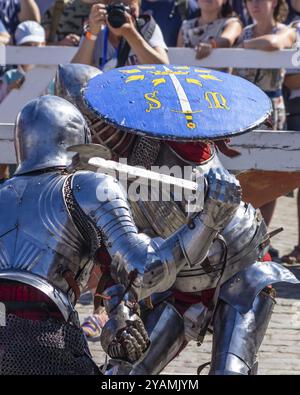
[0,94,259,375]
[54,64,299,375]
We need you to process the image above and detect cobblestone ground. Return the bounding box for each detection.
[77,194,300,375]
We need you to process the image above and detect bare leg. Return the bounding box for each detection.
[283,110,300,263]
[297,188,300,247]
[281,188,300,264]
[81,266,108,338]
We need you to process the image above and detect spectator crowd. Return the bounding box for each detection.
[1,0,300,266]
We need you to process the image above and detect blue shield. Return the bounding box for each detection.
[84,65,272,141]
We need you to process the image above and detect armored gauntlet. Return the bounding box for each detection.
[177,167,242,268]
[100,285,150,363]
[201,167,242,231]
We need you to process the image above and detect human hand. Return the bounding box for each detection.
[195,42,213,60]
[101,309,149,363]
[106,11,136,39]
[89,3,107,36]
[58,34,80,46]
[7,77,25,92]
[0,32,11,45]
[201,168,242,231]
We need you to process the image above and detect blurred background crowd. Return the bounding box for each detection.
[1,0,300,263]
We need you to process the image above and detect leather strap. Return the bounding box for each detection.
[214,140,241,158]
[94,272,113,310]
[63,270,81,304]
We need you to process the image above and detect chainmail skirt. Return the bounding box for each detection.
[0,314,99,375]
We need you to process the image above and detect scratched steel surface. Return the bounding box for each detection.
[84,65,272,141]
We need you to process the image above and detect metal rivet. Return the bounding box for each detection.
[188,220,196,230]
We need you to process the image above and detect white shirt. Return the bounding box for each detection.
[80,17,167,71]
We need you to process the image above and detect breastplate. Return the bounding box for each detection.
[129,142,219,238]
[0,172,91,298]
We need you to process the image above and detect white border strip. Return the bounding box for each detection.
[3,46,300,69]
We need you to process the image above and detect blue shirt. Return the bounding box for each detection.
[141,0,199,47]
[1,68,24,85]
[287,1,300,24]
[0,0,20,35]
[230,0,251,26]
[0,7,14,77]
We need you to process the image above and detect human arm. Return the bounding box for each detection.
[177,26,184,47]
[0,32,11,45]
[73,168,241,303]
[196,18,242,60]
[107,12,169,65]
[242,26,296,51]
[284,73,300,90]
[213,18,243,47]
[19,0,41,23]
[72,3,106,65]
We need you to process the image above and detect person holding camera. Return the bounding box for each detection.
[72,0,169,70]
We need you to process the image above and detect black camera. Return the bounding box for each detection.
[106,2,131,28]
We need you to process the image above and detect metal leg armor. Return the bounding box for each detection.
[130,302,186,375]
[209,290,275,375]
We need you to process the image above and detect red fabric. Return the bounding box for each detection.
[0,283,63,320]
[262,252,272,262]
[172,288,216,315]
[167,141,212,164]
[201,289,216,307]
[96,246,112,276]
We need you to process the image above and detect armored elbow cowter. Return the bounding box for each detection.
[73,167,241,301]
[72,171,184,300]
